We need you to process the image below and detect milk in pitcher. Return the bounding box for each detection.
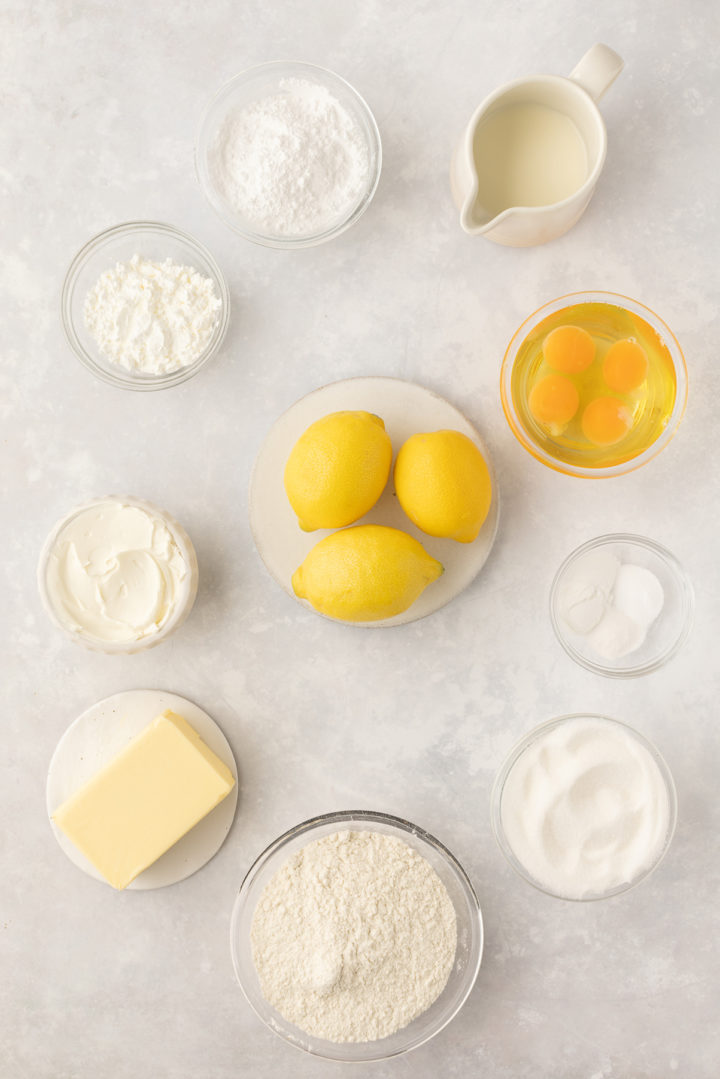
[472,102,588,215]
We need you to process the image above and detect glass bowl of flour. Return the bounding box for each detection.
[549,533,694,677]
[230,809,483,1061]
[196,62,382,248]
[61,221,230,390]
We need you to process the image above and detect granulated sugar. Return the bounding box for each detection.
[211,78,370,237]
[250,829,457,1043]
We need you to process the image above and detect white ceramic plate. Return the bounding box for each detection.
[249,376,500,626]
[46,690,239,890]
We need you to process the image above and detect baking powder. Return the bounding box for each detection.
[84,255,221,375]
[211,78,370,236]
[250,829,457,1042]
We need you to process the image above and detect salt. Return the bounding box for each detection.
[210,78,370,237]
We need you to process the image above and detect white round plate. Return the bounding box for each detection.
[46,690,239,890]
[249,376,500,626]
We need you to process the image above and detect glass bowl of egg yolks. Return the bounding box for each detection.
[500,292,688,478]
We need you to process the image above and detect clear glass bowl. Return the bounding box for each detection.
[37,495,199,654]
[550,533,694,677]
[229,809,483,1061]
[500,291,688,477]
[195,62,382,249]
[61,221,230,390]
[491,714,678,902]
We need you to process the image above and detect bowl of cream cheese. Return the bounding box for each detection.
[491,714,678,901]
[549,533,694,677]
[37,495,199,653]
[62,221,230,390]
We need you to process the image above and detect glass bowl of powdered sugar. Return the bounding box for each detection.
[196,62,382,248]
[549,533,694,677]
[230,809,483,1061]
[61,221,230,390]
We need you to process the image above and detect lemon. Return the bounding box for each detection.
[291,524,443,622]
[394,429,492,543]
[284,411,392,532]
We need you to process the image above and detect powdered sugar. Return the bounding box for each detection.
[250,829,457,1043]
[211,78,371,237]
[84,255,221,375]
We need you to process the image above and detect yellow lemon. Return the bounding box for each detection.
[291,525,443,622]
[284,411,392,531]
[394,429,492,543]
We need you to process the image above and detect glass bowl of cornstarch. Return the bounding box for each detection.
[230,809,483,1060]
[62,221,230,390]
[196,62,382,248]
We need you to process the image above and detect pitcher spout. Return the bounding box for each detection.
[460,196,501,235]
[451,126,512,236]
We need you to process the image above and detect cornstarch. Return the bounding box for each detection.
[84,255,221,375]
[211,78,370,236]
[250,829,457,1043]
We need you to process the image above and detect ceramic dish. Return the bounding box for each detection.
[248,376,500,626]
[550,533,694,677]
[500,291,687,477]
[46,690,238,890]
[490,714,678,901]
[37,495,199,654]
[195,61,382,248]
[230,809,483,1061]
[61,221,230,389]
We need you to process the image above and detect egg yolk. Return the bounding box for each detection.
[543,324,596,373]
[602,338,649,393]
[581,396,633,446]
[528,374,580,427]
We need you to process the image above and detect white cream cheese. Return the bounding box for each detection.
[500,716,672,899]
[43,500,189,644]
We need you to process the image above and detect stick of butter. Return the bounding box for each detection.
[52,710,235,890]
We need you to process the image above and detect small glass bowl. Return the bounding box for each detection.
[550,533,694,678]
[491,714,678,902]
[61,221,230,390]
[229,809,483,1061]
[195,62,382,249]
[37,495,199,654]
[500,291,688,478]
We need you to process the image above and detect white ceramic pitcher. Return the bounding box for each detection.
[450,44,624,247]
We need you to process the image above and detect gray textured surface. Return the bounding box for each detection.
[1,1,718,1076]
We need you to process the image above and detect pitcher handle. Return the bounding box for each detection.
[569,43,624,102]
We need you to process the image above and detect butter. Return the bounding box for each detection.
[52,710,235,889]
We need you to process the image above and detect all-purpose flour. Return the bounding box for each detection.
[84,255,221,374]
[211,78,370,237]
[250,829,457,1043]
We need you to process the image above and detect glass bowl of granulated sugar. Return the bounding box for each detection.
[230,809,483,1061]
[196,62,382,249]
[62,221,230,390]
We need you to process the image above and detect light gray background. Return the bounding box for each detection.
[2,1,718,1076]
